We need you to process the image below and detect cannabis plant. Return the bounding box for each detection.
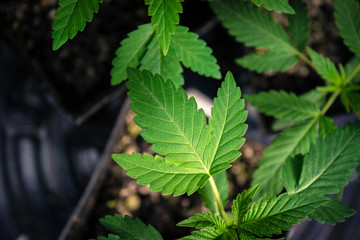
[50,0,360,239]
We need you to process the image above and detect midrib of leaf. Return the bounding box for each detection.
[294,132,358,194]
[139,78,210,176]
[225,6,297,54]
[54,0,78,48]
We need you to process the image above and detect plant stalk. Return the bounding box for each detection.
[344,62,360,84]
[209,176,232,226]
[321,90,341,115]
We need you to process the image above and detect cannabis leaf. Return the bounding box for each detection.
[112,69,247,196]
[111,24,154,85]
[245,90,320,121]
[198,171,229,213]
[98,215,162,240]
[308,198,356,224]
[250,0,295,14]
[288,0,310,52]
[291,121,360,195]
[145,0,183,55]
[210,0,299,73]
[140,35,184,87]
[232,185,259,226]
[111,24,221,86]
[345,57,360,83]
[172,26,221,79]
[307,47,341,84]
[95,234,120,240]
[52,0,103,50]
[334,0,360,58]
[177,212,227,231]
[347,91,360,116]
[318,115,337,137]
[183,228,225,240]
[240,193,327,237]
[236,51,299,73]
[252,119,319,198]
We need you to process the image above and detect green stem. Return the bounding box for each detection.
[321,90,341,115]
[209,176,232,226]
[297,52,316,71]
[344,62,360,84]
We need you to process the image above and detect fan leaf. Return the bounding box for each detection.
[113,69,247,196]
[111,24,154,85]
[288,0,310,52]
[240,193,327,237]
[172,26,221,79]
[334,0,360,58]
[177,212,227,231]
[252,119,319,198]
[308,198,356,224]
[250,0,295,14]
[99,215,162,240]
[52,0,103,50]
[293,121,360,195]
[141,35,184,87]
[245,90,320,121]
[145,0,183,55]
[307,47,341,84]
[236,51,298,73]
[232,185,260,226]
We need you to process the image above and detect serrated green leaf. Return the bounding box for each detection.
[252,119,319,198]
[308,198,356,224]
[172,26,221,79]
[52,0,103,50]
[140,35,184,87]
[211,0,299,73]
[282,154,303,193]
[345,57,360,83]
[111,24,154,85]
[99,215,162,240]
[251,0,295,14]
[236,51,298,73]
[177,212,227,231]
[307,47,341,84]
[334,0,360,58]
[348,91,360,116]
[319,115,337,137]
[113,69,247,196]
[245,90,320,121]
[232,185,260,226]
[301,89,326,107]
[288,0,310,52]
[238,229,282,240]
[145,0,183,55]
[293,122,360,195]
[208,72,248,175]
[183,228,225,240]
[198,171,229,213]
[240,193,327,237]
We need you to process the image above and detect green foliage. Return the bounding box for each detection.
[288,0,310,52]
[308,198,356,224]
[95,215,162,240]
[112,69,247,196]
[145,0,183,55]
[210,0,300,73]
[334,0,360,58]
[111,24,221,86]
[232,185,259,226]
[250,0,295,14]
[289,122,360,195]
[252,119,319,197]
[240,193,327,237]
[245,90,320,121]
[306,47,341,84]
[52,0,103,50]
[177,212,227,231]
[198,171,229,213]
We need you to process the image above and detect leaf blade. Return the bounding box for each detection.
[251,0,295,14]
[288,0,310,52]
[52,0,103,50]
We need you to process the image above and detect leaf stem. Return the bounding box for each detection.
[321,90,341,115]
[297,51,316,71]
[344,62,360,84]
[209,176,232,226]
